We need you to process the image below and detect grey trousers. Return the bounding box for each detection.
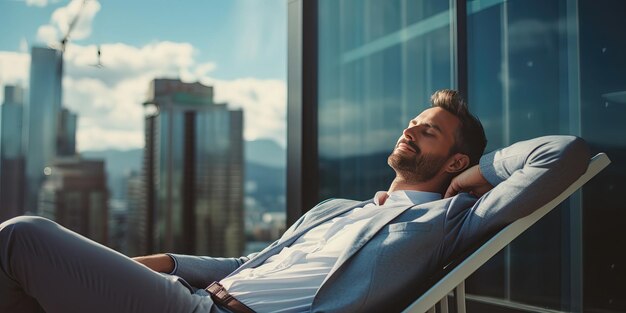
[0,216,225,313]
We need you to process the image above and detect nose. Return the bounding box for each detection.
[402,124,422,141]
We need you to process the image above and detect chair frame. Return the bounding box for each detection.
[403,153,611,313]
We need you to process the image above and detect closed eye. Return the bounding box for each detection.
[423,130,435,137]
[409,120,442,134]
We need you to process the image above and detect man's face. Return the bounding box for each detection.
[388,107,461,183]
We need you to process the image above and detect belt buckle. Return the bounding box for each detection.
[206,282,231,304]
[206,281,254,313]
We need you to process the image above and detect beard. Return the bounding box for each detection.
[387,143,449,183]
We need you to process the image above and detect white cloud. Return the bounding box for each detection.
[26,0,47,7]
[36,24,59,46]
[64,42,201,87]
[0,51,30,101]
[1,34,285,152]
[13,0,285,152]
[206,78,286,147]
[56,41,285,151]
[36,0,101,47]
[59,42,188,151]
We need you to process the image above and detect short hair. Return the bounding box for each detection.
[430,89,487,166]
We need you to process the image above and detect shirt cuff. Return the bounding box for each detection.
[164,253,179,275]
[479,150,502,187]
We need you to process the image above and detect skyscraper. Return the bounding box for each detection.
[38,157,108,244]
[126,170,147,256]
[57,107,77,156]
[24,47,63,212]
[0,85,26,221]
[141,78,244,256]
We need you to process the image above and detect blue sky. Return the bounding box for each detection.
[0,0,287,150]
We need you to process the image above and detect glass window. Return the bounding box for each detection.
[318,0,453,201]
[315,0,626,311]
[467,0,578,309]
[467,0,626,311]
[579,0,626,311]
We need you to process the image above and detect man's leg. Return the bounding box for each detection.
[0,216,216,313]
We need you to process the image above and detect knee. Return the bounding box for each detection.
[0,216,54,239]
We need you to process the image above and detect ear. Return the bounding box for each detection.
[445,153,470,174]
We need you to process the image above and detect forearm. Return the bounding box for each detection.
[167,254,251,287]
[132,254,175,273]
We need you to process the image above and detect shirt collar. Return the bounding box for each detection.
[374,190,442,206]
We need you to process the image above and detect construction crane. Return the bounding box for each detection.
[57,0,103,68]
[91,45,103,68]
[59,0,88,52]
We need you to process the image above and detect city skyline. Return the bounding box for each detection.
[0,0,287,152]
[140,78,245,256]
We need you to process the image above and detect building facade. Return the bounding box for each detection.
[142,79,244,257]
[38,158,108,244]
[288,0,625,312]
[24,47,63,213]
[126,170,147,256]
[57,107,77,157]
[0,85,26,221]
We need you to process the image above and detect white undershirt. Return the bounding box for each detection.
[220,190,441,313]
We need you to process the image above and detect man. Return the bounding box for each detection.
[0,90,589,313]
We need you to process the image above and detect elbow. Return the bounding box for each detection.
[565,136,591,176]
[529,135,590,178]
[551,135,591,178]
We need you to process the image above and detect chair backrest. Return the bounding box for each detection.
[402,153,611,313]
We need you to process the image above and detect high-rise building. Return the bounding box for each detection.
[24,47,63,212]
[126,170,147,256]
[0,85,26,221]
[142,78,244,256]
[57,107,77,156]
[108,198,129,254]
[38,157,108,244]
[138,106,158,255]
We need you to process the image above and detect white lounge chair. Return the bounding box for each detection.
[403,153,611,313]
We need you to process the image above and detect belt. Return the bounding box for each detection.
[205,281,256,313]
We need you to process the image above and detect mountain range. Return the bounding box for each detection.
[81,139,286,203]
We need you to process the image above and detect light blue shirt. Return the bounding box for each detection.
[218,190,441,312]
